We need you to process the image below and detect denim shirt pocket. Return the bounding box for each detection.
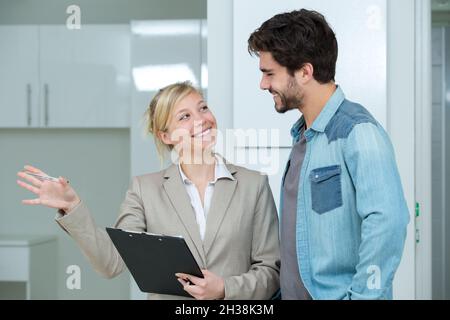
[309,165,343,214]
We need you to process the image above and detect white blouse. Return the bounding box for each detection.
[177,158,235,241]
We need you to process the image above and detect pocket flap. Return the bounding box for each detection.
[310,165,341,183]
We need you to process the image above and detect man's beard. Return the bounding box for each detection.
[272,79,303,114]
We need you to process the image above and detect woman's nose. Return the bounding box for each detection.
[192,117,206,130]
[192,112,207,124]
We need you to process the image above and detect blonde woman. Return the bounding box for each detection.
[16,81,280,300]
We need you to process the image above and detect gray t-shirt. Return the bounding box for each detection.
[280,129,312,300]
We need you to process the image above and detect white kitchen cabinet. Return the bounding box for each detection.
[0,25,131,128]
[39,25,131,127]
[0,235,57,299]
[0,26,40,127]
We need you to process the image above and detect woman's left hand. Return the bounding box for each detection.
[175,269,225,300]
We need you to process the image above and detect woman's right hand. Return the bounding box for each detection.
[17,165,81,214]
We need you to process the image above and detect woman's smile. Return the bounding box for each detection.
[192,127,212,138]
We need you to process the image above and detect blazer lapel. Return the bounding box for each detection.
[162,165,206,266]
[203,163,238,256]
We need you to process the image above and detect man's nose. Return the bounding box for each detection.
[260,76,269,90]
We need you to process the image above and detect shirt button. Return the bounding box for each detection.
[315,175,319,179]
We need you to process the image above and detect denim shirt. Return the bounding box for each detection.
[280,86,410,300]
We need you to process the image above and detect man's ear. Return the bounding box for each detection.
[295,63,314,84]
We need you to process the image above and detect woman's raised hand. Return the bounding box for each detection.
[17,165,81,214]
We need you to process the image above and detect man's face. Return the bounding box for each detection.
[258,51,304,113]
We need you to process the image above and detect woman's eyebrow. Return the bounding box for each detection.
[176,108,189,115]
[176,101,205,115]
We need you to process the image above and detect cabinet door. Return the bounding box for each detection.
[0,26,39,127]
[39,25,130,128]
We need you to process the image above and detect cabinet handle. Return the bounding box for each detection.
[44,84,49,126]
[26,84,32,126]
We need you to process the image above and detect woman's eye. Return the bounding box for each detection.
[179,114,189,121]
[200,105,209,111]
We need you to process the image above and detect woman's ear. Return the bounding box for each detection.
[158,130,172,146]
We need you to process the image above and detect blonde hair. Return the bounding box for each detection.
[144,81,202,161]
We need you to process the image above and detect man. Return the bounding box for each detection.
[248,9,409,300]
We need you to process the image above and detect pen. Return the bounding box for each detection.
[23,171,60,182]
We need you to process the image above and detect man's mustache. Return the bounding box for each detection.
[268,89,280,96]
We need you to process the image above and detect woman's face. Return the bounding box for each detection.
[159,91,217,162]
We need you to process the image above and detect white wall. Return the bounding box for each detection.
[232,0,387,147]
[207,1,233,130]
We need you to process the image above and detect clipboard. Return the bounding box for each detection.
[106,227,203,297]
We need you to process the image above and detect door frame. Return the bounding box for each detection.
[414,0,433,300]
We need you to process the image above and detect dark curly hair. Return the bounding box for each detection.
[248,9,338,84]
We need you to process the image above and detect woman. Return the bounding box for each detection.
[16,81,280,300]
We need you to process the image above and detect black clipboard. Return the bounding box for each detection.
[106,227,203,297]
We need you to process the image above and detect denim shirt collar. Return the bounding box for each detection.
[290,86,345,141]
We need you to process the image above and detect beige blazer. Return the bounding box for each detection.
[56,162,280,300]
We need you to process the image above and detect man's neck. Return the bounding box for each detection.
[299,82,337,129]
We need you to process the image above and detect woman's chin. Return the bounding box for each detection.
[177,143,216,164]
[192,136,216,149]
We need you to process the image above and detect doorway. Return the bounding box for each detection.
[431,2,450,299]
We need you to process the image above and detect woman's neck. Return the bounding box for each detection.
[180,154,216,184]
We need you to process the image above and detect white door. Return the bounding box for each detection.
[39,25,130,128]
[0,26,39,127]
